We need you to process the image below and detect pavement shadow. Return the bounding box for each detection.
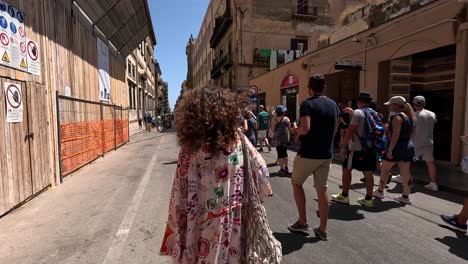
[129,134,165,145]
[435,225,468,261]
[326,199,405,221]
[267,162,279,168]
[273,232,319,256]
[162,161,178,165]
[269,172,292,178]
[338,183,366,190]
[387,183,465,204]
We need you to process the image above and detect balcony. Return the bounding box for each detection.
[210,8,232,48]
[211,55,233,79]
[253,49,270,68]
[292,0,318,21]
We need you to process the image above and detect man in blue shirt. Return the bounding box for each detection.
[289,74,339,241]
[257,105,272,152]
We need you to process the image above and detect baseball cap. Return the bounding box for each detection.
[275,105,287,114]
[384,96,407,106]
[413,96,425,106]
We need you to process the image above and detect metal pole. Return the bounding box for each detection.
[113,104,117,150]
[100,101,105,157]
[55,91,64,184]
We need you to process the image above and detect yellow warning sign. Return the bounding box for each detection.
[20,58,26,68]
[2,51,9,63]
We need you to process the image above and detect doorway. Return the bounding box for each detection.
[282,87,299,123]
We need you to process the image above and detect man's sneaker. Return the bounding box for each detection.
[313,227,328,241]
[258,148,264,153]
[331,193,350,204]
[372,189,385,199]
[357,198,374,208]
[393,196,412,205]
[391,175,404,184]
[441,214,468,232]
[288,221,311,233]
[425,182,439,192]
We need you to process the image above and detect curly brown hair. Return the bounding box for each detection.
[174,86,240,154]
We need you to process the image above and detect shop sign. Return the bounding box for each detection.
[280,74,299,89]
[335,60,362,70]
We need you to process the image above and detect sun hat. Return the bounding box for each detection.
[384,96,407,106]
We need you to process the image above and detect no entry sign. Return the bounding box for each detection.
[4,82,23,123]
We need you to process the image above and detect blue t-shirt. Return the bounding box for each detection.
[298,96,339,159]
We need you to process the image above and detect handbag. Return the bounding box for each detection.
[240,135,282,264]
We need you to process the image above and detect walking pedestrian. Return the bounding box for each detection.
[243,110,257,146]
[441,199,468,233]
[288,74,339,241]
[373,96,415,205]
[146,114,153,132]
[155,115,162,132]
[332,92,383,208]
[270,105,291,175]
[257,105,272,152]
[143,114,148,131]
[160,85,279,263]
[412,96,438,191]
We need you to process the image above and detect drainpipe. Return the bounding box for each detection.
[459,21,468,163]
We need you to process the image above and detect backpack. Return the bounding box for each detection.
[271,117,290,147]
[357,108,386,153]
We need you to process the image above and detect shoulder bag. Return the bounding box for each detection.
[240,135,282,263]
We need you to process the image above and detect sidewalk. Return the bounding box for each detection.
[285,145,468,195]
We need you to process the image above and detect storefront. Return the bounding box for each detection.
[250,0,468,164]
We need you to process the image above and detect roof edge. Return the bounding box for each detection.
[144,0,157,45]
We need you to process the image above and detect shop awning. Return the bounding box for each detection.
[73,0,156,57]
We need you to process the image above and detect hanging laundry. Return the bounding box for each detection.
[278,50,287,65]
[260,49,271,57]
[295,50,303,59]
[270,50,278,70]
[285,50,295,63]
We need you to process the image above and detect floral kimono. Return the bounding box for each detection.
[160,135,273,263]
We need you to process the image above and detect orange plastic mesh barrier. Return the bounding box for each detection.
[60,119,129,175]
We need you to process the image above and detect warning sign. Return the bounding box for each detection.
[26,38,40,76]
[2,50,9,62]
[0,2,26,72]
[4,82,23,123]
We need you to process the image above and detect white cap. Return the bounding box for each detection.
[384,96,407,106]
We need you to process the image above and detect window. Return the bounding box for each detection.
[291,38,308,51]
[127,61,131,76]
[132,65,136,79]
[296,0,318,16]
[128,82,133,108]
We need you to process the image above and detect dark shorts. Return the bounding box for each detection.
[343,150,377,172]
[383,142,415,163]
[276,146,288,159]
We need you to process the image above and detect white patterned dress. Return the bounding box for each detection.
[160,135,272,263]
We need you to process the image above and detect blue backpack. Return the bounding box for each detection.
[358,108,386,153]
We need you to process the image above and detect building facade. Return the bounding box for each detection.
[186,0,363,98]
[250,0,468,165]
[127,37,158,133]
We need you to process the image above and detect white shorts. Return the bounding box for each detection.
[415,145,434,162]
[257,130,268,139]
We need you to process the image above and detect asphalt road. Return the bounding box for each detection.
[0,131,466,264]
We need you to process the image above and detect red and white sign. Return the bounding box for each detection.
[280,74,299,89]
[26,38,40,76]
[4,82,23,123]
[18,26,24,38]
[27,40,38,61]
[250,85,258,94]
[0,32,8,46]
[19,41,25,53]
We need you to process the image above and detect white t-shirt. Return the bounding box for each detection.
[413,109,437,147]
[348,109,366,151]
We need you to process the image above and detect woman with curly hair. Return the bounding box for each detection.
[160,86,274,263]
